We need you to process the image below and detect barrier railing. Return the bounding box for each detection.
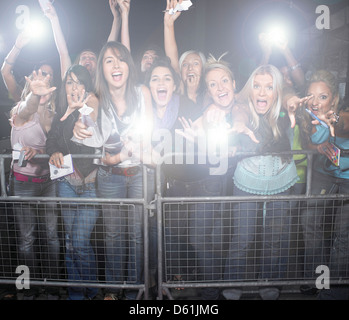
[0,150,348,300]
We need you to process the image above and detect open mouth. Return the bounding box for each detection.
[256,99,268,108]
[219,92,228,99]
[187,73,195,82]
[112,72,122,82]
[84,62,92,70]
[157,88,167,100]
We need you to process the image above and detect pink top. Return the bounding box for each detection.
[11,112,49,177]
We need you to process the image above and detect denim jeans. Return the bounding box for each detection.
[96,166,154,299]
[10,175,60,293]
[302,171,349,280]
[58,179,99,300]
[224,186,291,281]
[165,175,224,300]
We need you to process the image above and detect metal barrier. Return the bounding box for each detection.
[0,150,349,300]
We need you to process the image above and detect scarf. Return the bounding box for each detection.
[153,94,180,131]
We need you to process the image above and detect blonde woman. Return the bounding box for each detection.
[223,65,299,300]
[164,0,207,106]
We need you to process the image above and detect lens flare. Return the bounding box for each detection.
[24,19,46,39]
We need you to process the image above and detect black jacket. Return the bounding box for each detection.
[46,110,97,178]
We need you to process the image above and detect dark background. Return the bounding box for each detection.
[0,0,348,138]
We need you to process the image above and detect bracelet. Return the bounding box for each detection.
[333,112,340,124]
[4,58,15,66]
[289,63,301,71]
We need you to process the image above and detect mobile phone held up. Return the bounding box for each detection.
[38,0,51,11]
[305,108,329,129]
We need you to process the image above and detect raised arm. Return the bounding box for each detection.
[1,31,31,102]
[164,0,182,74]
[258,33,273,65]
[230,104,259,144]
[16,70,56,124]
[107,0,121,42]
[44,2,72,79]
[117,0,131,52]
[279,44,305,90]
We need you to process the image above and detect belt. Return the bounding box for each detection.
[100,166,140,177]
[13,171,50,183]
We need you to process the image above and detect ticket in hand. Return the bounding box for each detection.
[78,104,94,116]
[79,104,95,127]
[168,0,193,15]
[49,154,74,180]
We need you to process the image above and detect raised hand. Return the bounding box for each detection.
[25,69,56,97]
[228,121,259,144]
[43,1,57,20]
[109,0,120,18]
[15,31,32,50]
[258,33,273,56]
[286,95,313,128]
[60,90,91,122]
[164,0,183,26]
[176,116,203,143]
[117,0,131,16]
[310,109,337,137]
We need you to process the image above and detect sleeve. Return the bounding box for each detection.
[310,125,330,145]
[46,116,65,156]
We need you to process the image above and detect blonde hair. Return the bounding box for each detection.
[237,64,284,140]
[179,50,206,72]
[308,69,340,112]
[204,52,235,81]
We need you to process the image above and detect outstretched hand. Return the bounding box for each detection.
[228,121,259,144]
[310,109,338,137]
[60,90,91,122]
[286,95,313,128]
[176,116,203,143]
[25,69,56,97]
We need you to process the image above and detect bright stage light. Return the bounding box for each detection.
[207,125,229,147]
[265,24,288,46]
[24,19,46,39]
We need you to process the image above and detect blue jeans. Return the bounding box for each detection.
[10,175,60,291]
[58,179,99,300]
[165,175,224,300]
[224,186,291,281]
[96,166,154,299]
[302,171,349,280]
